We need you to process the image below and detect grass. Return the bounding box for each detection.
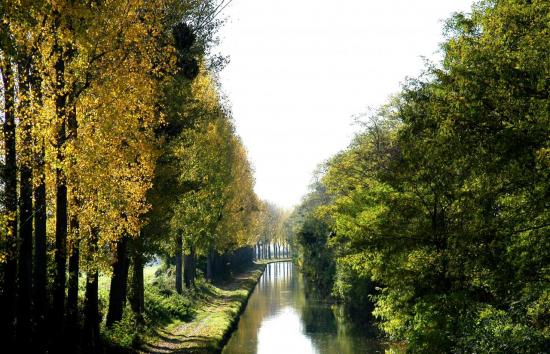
[100,263,195,352]
[254,257,292,265]
[76,259,293,353]
[83,262,266,353]
[138,263,265,354]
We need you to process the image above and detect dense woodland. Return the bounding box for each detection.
[0,1,291,352]
[289,1,549,353]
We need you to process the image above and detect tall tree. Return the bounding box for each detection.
[0,44,18,349]
[106,236,130,327]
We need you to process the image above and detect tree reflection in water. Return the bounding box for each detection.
[222,262,392,354]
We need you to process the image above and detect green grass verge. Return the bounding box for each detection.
[137,263,265,354]
[92,262,265,353]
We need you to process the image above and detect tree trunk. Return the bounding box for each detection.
[1,58,17,348]
[83,228,99,353]
[107,235,130,327]
[16,61,33,349]
[184,252,192,288]
[66,99,80,344]
[206,248,214,282]
[52,45,69,338]
[175,235,183,293]
[83,270,99,353]
[183,241,196,288]
[32,73,48,353]
[66,237,80,347]
[129,242,144,323]
[192,246,197,286]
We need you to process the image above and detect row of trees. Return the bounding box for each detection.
[254,202,292,260]
[145,60,263,290]
[291,1,549,352]
[0,0,266,353]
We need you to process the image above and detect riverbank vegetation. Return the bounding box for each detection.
[138,263,264,353]
[0,1,285,353]
[290,1,549,353]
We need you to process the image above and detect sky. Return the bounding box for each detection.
[216,0,474,209]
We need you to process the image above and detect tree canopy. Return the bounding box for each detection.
[291,1,550,352]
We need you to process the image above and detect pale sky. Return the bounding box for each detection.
[217,0,474,209]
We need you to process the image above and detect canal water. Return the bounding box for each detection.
[222,261,389,354]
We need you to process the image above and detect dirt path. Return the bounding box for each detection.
[138,264,265,354]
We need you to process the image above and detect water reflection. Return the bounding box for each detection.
[222,262,387,354]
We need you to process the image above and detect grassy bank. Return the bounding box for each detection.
[254,257,291,265]
[129,262,266,354]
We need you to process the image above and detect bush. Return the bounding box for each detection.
[143,267,193,324]
[102,311,141,350]
[101,266,194,351]
[456,305,548,354]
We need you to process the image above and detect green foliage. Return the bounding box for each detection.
[144,268,193,324]
[332,257,375,315]
[1,1,260,352]
[145,66,261,262]
[298,215,335,297]
[290,182,336,297]
[95,265,193,350]
[456,305,548,354]
[292,1,550,352]
[102,311,141,350]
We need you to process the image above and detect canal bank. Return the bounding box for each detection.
[139,261,280,354]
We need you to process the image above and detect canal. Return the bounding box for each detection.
[222,261,389,354]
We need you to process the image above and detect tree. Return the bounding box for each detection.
[294,2,550,352]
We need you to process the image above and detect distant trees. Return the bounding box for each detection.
[292,1,550,352]
[255,202,292,260]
